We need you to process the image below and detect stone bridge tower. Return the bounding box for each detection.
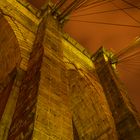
[0,0,140,140]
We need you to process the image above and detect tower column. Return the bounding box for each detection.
[93,47,140,139]
[32,15,73,140]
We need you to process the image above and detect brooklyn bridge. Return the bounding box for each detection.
[0,0,140,140]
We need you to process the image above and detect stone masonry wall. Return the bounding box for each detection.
[67,69,118,140]
[0,1,40,139]
[61,24,118,140]
[93,48,140,140]
[8,17,46,139]
[32,15,74,140]
[0,69,17,121]
[0,15,20,82]
[0,15,20,121]
[0,1,140,140]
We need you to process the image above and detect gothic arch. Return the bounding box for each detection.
[67,68,118,139]
[0,5,36,71]
[0,13,21,120]
[0,13,21,82]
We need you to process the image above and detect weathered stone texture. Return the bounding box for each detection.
[0,68,26,140]
[0,1,140,140]
[0,69,16,121]
[68,69,118,140]
[7,16,45,140]
[0,15,20,82]
[93,48,140,140]
[32,15,73,140]
[0,14,20,126]
[1,0,39,25]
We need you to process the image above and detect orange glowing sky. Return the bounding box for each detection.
[29,0,140,112]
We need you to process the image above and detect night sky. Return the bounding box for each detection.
[29,0,140,112]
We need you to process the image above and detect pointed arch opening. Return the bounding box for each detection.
[0,14,21,120]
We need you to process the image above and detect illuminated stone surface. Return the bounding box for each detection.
[0,0,140,140]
